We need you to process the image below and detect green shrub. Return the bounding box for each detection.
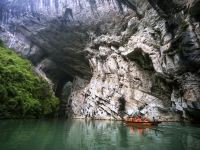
[0,42,59,118]
[0,39,3,47]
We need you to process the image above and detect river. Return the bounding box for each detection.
[0,119,200,150]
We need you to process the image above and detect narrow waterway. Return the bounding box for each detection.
[0,119,200,150]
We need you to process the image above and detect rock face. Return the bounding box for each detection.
[69,0,200,121]
[0,0,200,121]
[0,0,122,84]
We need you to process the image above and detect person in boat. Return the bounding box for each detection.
[132,112,139,122]
[135,114,142,122]
[143,117,149,123]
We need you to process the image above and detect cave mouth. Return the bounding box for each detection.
[55,74,74,98]
[54,74,74,118]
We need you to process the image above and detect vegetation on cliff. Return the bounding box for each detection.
[0,40,59,118]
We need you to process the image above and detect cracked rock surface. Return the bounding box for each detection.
[0,0,200,121]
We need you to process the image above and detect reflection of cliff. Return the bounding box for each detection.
[128,126,150,136]
[1,120,200,150]
[64,120,131,149]
[62,120,200,150]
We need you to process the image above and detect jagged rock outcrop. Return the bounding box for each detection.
[0,0,200,121]
[69,0,200,121]
[0,0,123,84]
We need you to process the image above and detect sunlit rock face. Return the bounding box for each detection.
[0,0,200,121]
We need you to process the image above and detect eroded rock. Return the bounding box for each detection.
[0,0,200,121]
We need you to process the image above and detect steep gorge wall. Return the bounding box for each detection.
[0,0,200,121]
[69,0,200,121]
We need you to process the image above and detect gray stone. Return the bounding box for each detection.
[0,0,200,121]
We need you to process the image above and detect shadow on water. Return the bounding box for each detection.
[0,120,200,150]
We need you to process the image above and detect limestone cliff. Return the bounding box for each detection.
[0,0,200,121]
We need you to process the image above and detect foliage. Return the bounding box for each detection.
[0,43,59,118]
[0,39,3,47]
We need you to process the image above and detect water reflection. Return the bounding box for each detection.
[0,120,200,150]
[128,125,150,135]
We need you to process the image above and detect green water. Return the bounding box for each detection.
[0,120,200,150]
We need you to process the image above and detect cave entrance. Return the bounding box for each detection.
[55,74,73,98]
[55,74,74,118]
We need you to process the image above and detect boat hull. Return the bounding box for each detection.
[125,121,161,126]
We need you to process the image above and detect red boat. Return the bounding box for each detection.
[124,116,161,126]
